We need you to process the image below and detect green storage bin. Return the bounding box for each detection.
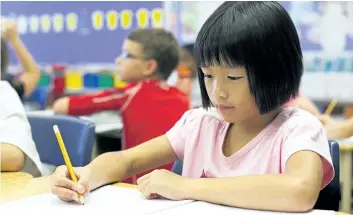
[38,72,51,87]
[99,73,114,88]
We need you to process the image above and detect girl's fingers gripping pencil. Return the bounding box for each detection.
[53,125,85,205]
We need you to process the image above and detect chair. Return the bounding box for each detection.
[313,140,341,211]
[172,160,183,176]
[27,114,96,167]
[171,141,341,211]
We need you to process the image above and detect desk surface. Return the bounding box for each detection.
[0,176,349,215]
[0,172,33,183]
[0,176,136,202]
[338,136,353,151]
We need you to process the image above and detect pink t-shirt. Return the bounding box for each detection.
[166,107,334,189]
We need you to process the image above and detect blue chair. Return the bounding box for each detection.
[172,160,183,176]
[27,114,96,167]
[314,140,341,211]
[171,140,341,211]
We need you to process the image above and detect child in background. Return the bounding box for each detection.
[53,29,190,183]
[0,81,43,176]
[168,44,202,107]
[319,115,353,140]
[286,95,353,140]
[50,2,333,212]
[1,20,40,99]
[176,45,200,107]
[284,93,322,117]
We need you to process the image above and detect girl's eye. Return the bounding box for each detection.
[204,74,213,79]
[227,76,243,81]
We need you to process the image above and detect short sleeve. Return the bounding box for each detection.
[282,117,334,189]
[0,82,43,175]
[166,109,199,160]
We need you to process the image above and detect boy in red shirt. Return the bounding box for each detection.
[53,29,190,183]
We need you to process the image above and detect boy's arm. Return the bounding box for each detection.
[86,135,178,189]
[184,150,323,212]
[0,143,26,172]
[53,86,131,116]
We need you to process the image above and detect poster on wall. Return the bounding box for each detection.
[281,1,353,102]
[166,1,353,102]
[1,1,163,65]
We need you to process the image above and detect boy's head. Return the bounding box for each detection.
[194,2,303,123]
[1,37,10,80]
[115,28,180,83]
[177,45,197,79]
[173,45,197,97]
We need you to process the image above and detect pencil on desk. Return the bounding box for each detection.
[324,99,338,116]
[53,125,84,205]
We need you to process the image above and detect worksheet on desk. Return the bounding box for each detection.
[0,186,193,215]
[152,201,336,215]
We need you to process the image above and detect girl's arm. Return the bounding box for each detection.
[183,150,323,212]
[87,135,178,189]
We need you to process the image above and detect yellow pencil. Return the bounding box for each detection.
[324,99,338,116]
[53,125,84,205]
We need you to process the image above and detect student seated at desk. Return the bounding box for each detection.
[52,28,190,183]
[168,44,201,108]
[50,2,334,212]
[1,20,41,99]
[0,81,43,176]
[283,93,322,117]
[319,115,353,140]
[284,94,352,140]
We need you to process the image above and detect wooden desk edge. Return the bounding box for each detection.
[0,172,33,183]
[339,144,353,151]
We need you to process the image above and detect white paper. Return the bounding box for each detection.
[152,201,335,215]
[0,186,193,215]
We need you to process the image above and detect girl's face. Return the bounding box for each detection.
[201,66,259,123]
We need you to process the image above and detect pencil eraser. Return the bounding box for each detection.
[53,125,59,133]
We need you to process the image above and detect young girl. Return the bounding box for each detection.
[50,2,334,212]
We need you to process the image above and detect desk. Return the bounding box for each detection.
[0,176,135,202]
[27,110,122,135]
[0,172,33,183]
[0,177,349,215]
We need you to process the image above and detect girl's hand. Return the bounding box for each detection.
[137,169,191,201]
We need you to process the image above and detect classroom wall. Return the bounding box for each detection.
[167,1,353,103]
[2,1,353,105]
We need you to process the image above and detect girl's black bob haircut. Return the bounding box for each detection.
[194,1,303,114]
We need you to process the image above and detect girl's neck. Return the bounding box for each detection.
[231,108,282,136]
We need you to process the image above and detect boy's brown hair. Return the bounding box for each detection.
[127,29,179,80]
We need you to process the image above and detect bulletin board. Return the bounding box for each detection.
[166,1,353,103]
[1,1,164,65]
